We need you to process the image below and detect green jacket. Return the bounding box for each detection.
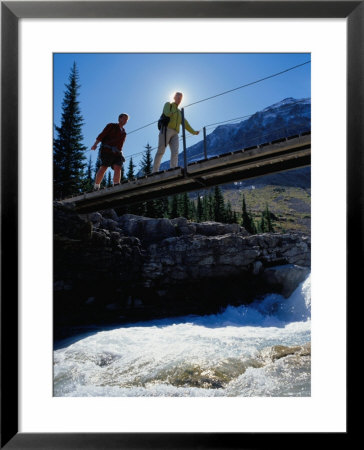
[162,102,197,134]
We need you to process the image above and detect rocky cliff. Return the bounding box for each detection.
[54,203,310,338]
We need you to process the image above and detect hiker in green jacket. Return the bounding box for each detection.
[152,92,199,173]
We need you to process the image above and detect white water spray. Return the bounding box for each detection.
[54,274,311,397]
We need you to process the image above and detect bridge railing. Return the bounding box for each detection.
[180,111,310,171]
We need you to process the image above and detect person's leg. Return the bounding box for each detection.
[152,130,167,173]
[95,165,108,186]
[113,165,121,185]
[169,131,180,168]
[94,147,111,189]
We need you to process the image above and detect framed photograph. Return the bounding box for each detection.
[2,1,358,448]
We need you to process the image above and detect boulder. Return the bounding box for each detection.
[143,218,176,243]
[100,218,119,231]
[170,217,189,228]
[100,208,118,221]
[85,212,102,228]
[117,214,145,236]
[117,215,176,243]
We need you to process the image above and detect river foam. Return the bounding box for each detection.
[54,274,311,397]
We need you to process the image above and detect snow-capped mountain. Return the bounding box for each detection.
[159,97,311,187]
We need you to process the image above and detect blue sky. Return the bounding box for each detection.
[53,53,310,172]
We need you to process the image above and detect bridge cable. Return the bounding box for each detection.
[185,61,311,108]
[126,60,311,135]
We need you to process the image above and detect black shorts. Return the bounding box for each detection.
[99,147,123,169]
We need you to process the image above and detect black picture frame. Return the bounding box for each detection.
[1,1,358,448]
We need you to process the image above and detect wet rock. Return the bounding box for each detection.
[252,261,263,275]
[262,264,310,297]
[259,342,311,363]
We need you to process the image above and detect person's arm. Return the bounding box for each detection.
[91,123,112,150]
[184,118,200,135]
[91,139,100,150]
[120,133,127,162]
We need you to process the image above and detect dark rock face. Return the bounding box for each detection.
[54,204,311,339]
[143,233,309,287]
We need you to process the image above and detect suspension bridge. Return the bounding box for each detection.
[61,130,311,214]
[58,61,311,213]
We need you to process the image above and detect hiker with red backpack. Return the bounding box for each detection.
[152,92,199,173]
[91,113,129,190]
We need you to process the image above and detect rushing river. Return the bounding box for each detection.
[54,274,311,397]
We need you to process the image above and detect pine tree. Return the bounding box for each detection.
[140,143,153,176]
[263,204,274,232]
[213,185,225,223]
[144,199,155,218]
[53,62,87,199]
[225,201,234,224]
[232,210,239,224]
[242,194,256,234]
[127,158,136,180]
[196,194,204,222]
[170,194,180,219]
[201,195,210,221]
[207,192,214,220]
[182,192,191,219]
[154,197,169,218]
[120,164,126,182]
[82,154,94,192]
[259,213,266,233]
[140,143,155,217]
[190,201,197,222]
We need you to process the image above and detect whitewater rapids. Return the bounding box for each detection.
[54,274,311,397]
